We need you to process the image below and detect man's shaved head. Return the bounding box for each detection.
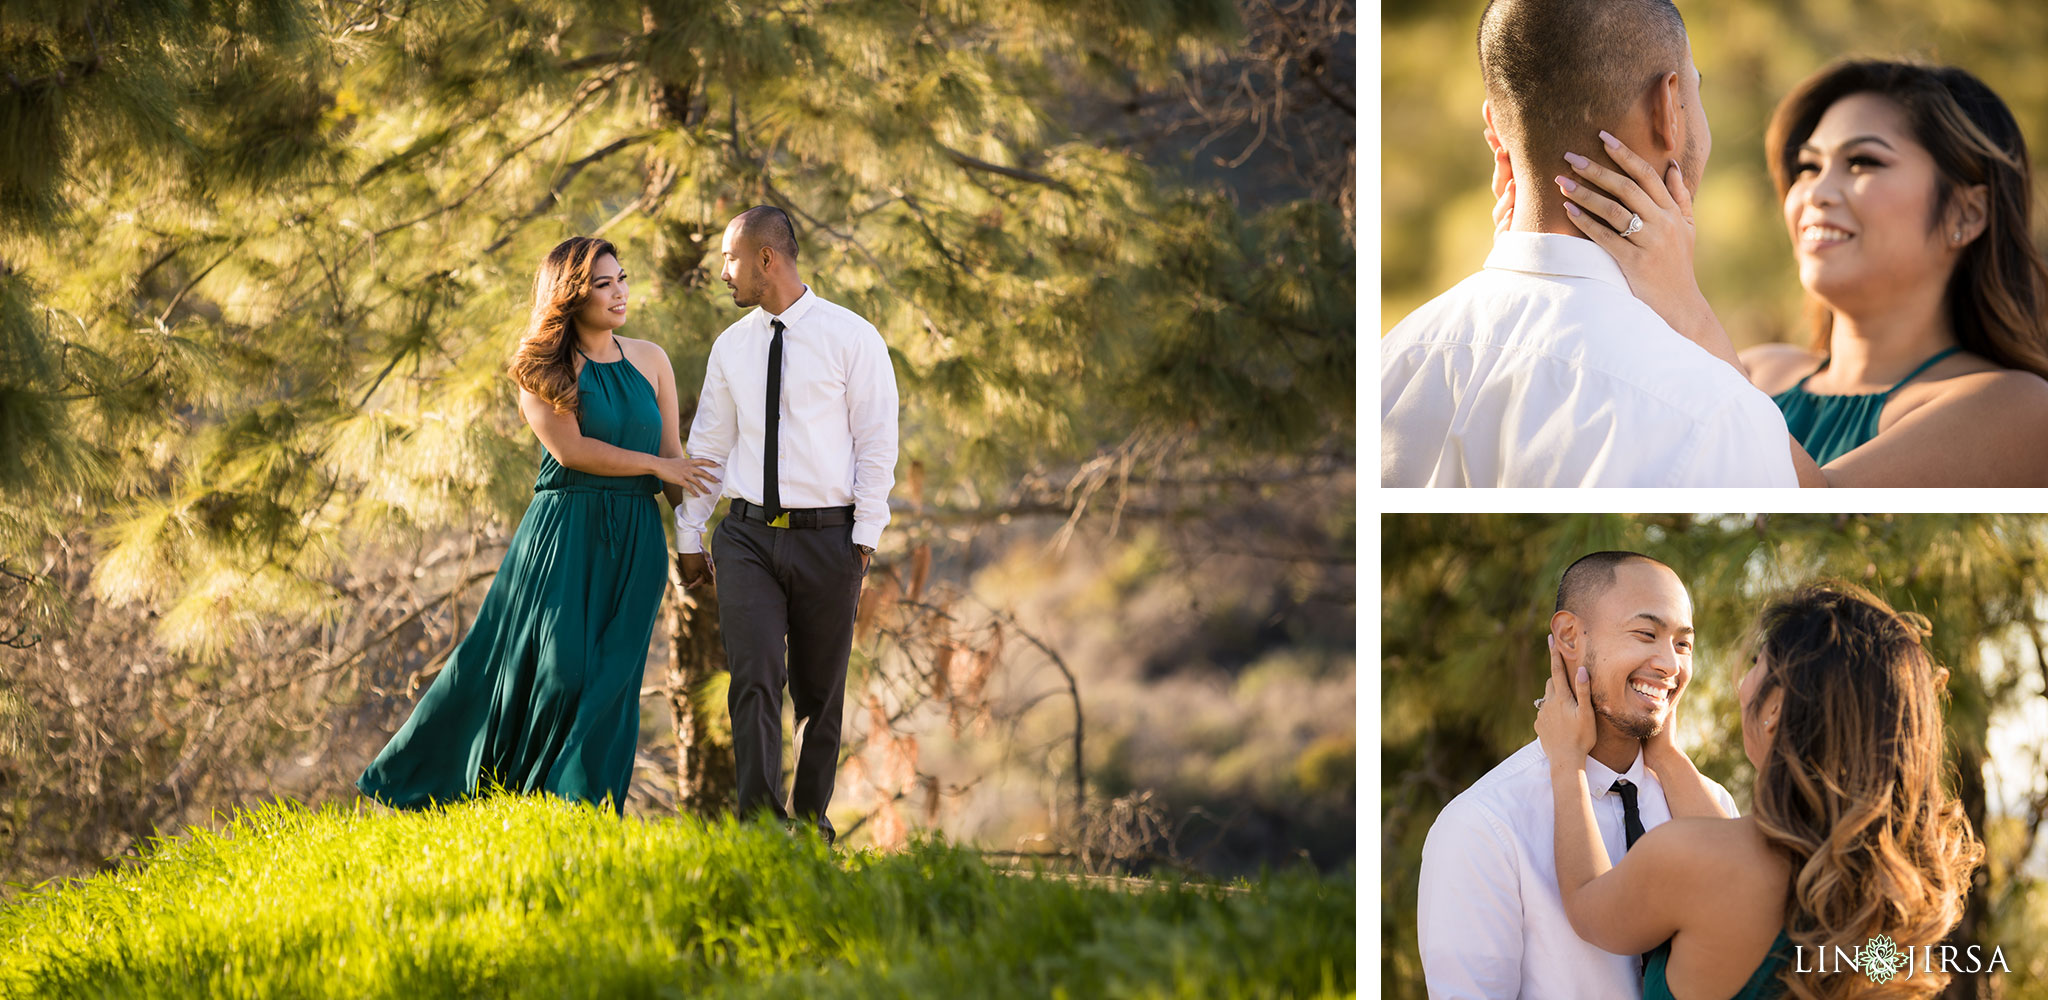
[1478,0,1690,168]
[732,205,799,263]
[1556,551,1673,616]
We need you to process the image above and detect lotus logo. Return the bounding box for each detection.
[1860,934,1910,984]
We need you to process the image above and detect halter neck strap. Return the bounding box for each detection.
[1790,346,1962,396]
[1883,346,1962,397]
[574,336,625,363]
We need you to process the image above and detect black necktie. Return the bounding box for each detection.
[764,318,784,520]
[1611,779,1644,850]
[1613,778,1650,976]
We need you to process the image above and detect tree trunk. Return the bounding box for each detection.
[1941,740,1990,999]
[666,562,734,817]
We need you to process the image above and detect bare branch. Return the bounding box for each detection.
[372,69,628,239]
[942,146,1077,196]
[483,132,656,254]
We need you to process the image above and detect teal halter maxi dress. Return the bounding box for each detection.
[358,344,668,815]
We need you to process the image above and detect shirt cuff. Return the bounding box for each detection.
[675,507,706,554]
[851,522,883,550]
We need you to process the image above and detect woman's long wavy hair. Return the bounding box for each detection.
[1766,59,2048,381]
[507,236,618,414]
[1746,582,1982,1000]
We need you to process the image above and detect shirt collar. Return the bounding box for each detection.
[1584,747,1647,798]
[763,284,817,328]
[1484,231,1632,295]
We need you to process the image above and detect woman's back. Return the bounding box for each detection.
[1643,816,1795,1000]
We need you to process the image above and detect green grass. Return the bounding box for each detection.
[0,795,1355,998]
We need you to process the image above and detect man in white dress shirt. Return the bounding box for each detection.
[1418,551,1738,999]
[1381,0,1796,487]
[676,206,899,843]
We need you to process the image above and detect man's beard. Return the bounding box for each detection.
[1587,644,1664,741]
[1677,127,1704,202]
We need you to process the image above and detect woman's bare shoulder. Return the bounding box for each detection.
[1740,342,1823,395]
[615,335,670,361]
[1902,361,2048,424]
[1648,816,1787,873]
[616,335,676,381]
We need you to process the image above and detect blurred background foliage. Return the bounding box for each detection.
[1381,0,2048,342]
[0,1,1354,890]
[1381,514,2048,1000]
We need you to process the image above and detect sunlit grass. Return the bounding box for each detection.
[0,795,1354,998]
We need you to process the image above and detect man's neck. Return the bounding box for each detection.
[1587,732,1640,776]
[760,279,806,317]
[1506,185,1592,239]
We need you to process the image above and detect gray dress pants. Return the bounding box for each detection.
[712,514,865,841]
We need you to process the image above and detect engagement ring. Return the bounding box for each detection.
[1621,213,1644,238]
[1532,697,1546,709]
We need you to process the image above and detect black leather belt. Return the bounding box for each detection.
[728,498,854,529]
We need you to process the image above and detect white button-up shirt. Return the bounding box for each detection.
[679,286,899,552]
[1382,232,1797,487]
[1417,739,1739,1000]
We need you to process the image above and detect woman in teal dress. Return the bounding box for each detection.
[1535,582,1980,1000]
[1532,59,2048,486]
[358,237,717,815]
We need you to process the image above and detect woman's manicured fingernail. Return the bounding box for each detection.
[1555,175,1576,193]
[1565,202,1581,216]
[1563,151,1590,169]
[1599,130,1620,149]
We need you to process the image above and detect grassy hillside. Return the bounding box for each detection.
[0,795,1354,998]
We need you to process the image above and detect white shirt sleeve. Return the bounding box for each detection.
[844,323,898,550]
[677,339,735,554]
[1419,798,1526,1000]
[1713,781,1739,820]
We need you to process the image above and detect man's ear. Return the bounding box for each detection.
[1649,70,1685,163]
[1483,100,1512,197]
[1549,610,1584,664]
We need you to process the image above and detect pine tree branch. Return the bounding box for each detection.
[897,193,972,276]
[942,146,1077,195]
[561,48,633,72]
[482,132,656,254]
[372,69,627,239]
[590,163,679,239]
[155,240,246,326]
[133,243,185,288]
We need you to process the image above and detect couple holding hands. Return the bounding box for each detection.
[356,206,899,845]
